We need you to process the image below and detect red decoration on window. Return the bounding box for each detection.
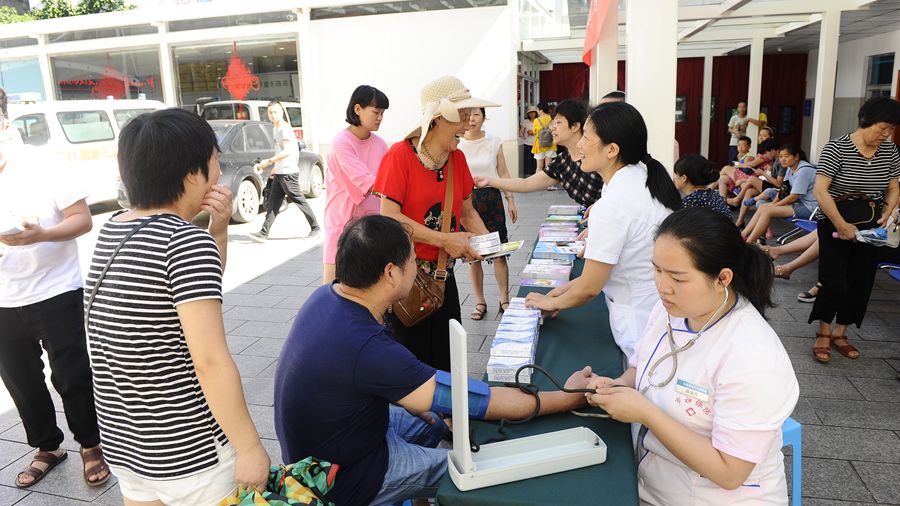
[92,60,126,99]
[221,42,260,100]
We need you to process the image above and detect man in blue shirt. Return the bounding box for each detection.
[274,215,593,506]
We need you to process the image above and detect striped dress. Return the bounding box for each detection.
[84,212,227,479]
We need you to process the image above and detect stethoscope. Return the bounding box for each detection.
[634,285,732,466]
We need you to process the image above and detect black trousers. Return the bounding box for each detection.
[0,289,100,451]
[387,274,461,372]
[523,144,537,177]
[809,219,879,327]
[260,173,319,236]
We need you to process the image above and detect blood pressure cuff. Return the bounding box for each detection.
[431,370,491,419]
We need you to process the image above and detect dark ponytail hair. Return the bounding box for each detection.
[587,102,683,211]
[555,99,588,133]
[655,207,774,315]
[674,154,718,186]
[779,143,807,162]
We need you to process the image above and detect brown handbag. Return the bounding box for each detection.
[391,159,455,327]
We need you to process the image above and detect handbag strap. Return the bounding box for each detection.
[434,157,455,284]
[84,214,166,330]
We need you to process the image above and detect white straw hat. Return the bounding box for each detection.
[406,76,499,150]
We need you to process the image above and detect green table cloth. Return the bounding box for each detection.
[436,260,639,506]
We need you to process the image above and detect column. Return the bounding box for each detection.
[157,22,178,107]
[36,35,55,101]
[746,36,764,153]
[588,0,618,104]
[296,8,318,151]
[810,9,841,164]
[625,0,677,171]
[700,55,713,157]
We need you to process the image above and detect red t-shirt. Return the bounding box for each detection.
[373,140,474,264]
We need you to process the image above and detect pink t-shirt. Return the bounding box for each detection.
[324,129,388,263]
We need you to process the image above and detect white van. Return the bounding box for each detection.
[8,99,167,205]
[200,99,304,140]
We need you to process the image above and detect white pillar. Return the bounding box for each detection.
[296,8,318,151]
[700,55,713,158]
[36,36,55,101]
[810,10,841,164]
[746,36,764,154]
[157,22,177,107]
[588,0,618,104]
[625,0,677,172]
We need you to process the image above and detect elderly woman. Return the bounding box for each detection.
[810,97,900,363]
[373,76,492,371]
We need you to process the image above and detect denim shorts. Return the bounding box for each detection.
[369,405,450,506]
[791,202,815,220]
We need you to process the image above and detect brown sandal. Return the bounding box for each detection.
[470,303,487,321]
[80,446,111,487]
[831,335,860,359]
[774,265,790,280]
[15,450,67,488]
[813,332,832,363]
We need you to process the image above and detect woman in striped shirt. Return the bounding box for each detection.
[809,97,900,363]
[85,109,269,505]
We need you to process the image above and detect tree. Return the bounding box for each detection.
[0,6,35,23]
[0,0,134,24]
[77,0,134,15]
[32,0,76,19]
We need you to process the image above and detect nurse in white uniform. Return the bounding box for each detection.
[526,102,683,360]
[588,207,799,505]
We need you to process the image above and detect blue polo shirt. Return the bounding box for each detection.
[274,284,435,505]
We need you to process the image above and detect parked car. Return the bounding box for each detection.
[116,120,325,223]
[8,99,167,204]
[200,99,304,140]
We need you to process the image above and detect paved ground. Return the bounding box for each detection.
[0,189,898,505]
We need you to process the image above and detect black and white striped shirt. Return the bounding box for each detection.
[817,135,900,219]
[84,213,227,479]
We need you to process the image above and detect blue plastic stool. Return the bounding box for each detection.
[782,416,802,505]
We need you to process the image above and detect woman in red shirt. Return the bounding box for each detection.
[373,76,494,370]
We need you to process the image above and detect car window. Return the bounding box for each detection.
[12,113,51,146]
[286,107,302,127]
[230,126,244,152]
[56,110,115,143]
[259,107,269,123]
[202,104,235,120]
[244,124,273,152]
[113,108,155,130]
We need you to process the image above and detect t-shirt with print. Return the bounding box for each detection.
[85,213,227,479]
[274,122,300,174]
[784,161,818,212]
[0,145,87,307]
[543,149,603,207]
[630,299,798,505]
[274,284,435,506]
[373,140,475,272]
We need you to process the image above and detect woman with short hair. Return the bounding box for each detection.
[809,97,900,363]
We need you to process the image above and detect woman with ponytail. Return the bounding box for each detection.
[673,154,733,219]
[585,207,798,505]
[526,102,681,360]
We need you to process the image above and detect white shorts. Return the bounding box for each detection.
[110,442,238,506]
[534,151,557,161]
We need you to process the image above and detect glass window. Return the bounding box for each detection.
[56,111,115,143]
[244,125,273,152]
[866,53,895,100]
[51,48,163,101]
[285,107,302,127]
[230,127,245,152]
[113,108,156,129]
[47,25,158,44]
[0,38,37,49]
[169,11,297,31]
[259,107,268,121]
[11,114,51,146]
[0,59,44,100]
[202,104,235,120]
[311,0,506,20]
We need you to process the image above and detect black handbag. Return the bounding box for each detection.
[834,192,882,230]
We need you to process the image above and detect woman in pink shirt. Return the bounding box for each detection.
[323,86,390,283]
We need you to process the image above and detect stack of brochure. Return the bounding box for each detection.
[532,240,585,262]
[487,299,541,383]
[520,262,573,288]
[547,204,582,215]
[468,232,502,256]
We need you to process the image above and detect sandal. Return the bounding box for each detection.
[15,450,67,488]
[797,283,821,303]
[774,265,790,280]
[813,332,832,363]
[470,302,488,321]
[80,446,111,487]
[831,335,860,360]
[499,301,510,315]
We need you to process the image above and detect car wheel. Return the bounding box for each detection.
[233,179,260,223]
[306,163,324,198]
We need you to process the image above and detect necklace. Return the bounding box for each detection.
[420,142,449,171]
[416,141,449,182]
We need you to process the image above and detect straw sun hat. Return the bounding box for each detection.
[406,76,499,150]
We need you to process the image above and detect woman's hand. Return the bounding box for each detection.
[473,175,493,189]
[588,386,655,424]
[507,198,518,223]
[835,222,858,241]
[524,291,560,317]
[442,232,480,260]
[233,443,270,492]
[877,205,895,227]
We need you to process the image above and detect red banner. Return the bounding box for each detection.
[582,0,613,66]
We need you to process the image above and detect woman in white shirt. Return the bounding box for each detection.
[458,108,517,319]
[588,207,799,505]
[526,102,683,360]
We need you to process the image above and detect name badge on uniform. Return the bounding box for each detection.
[675,379,710,402]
